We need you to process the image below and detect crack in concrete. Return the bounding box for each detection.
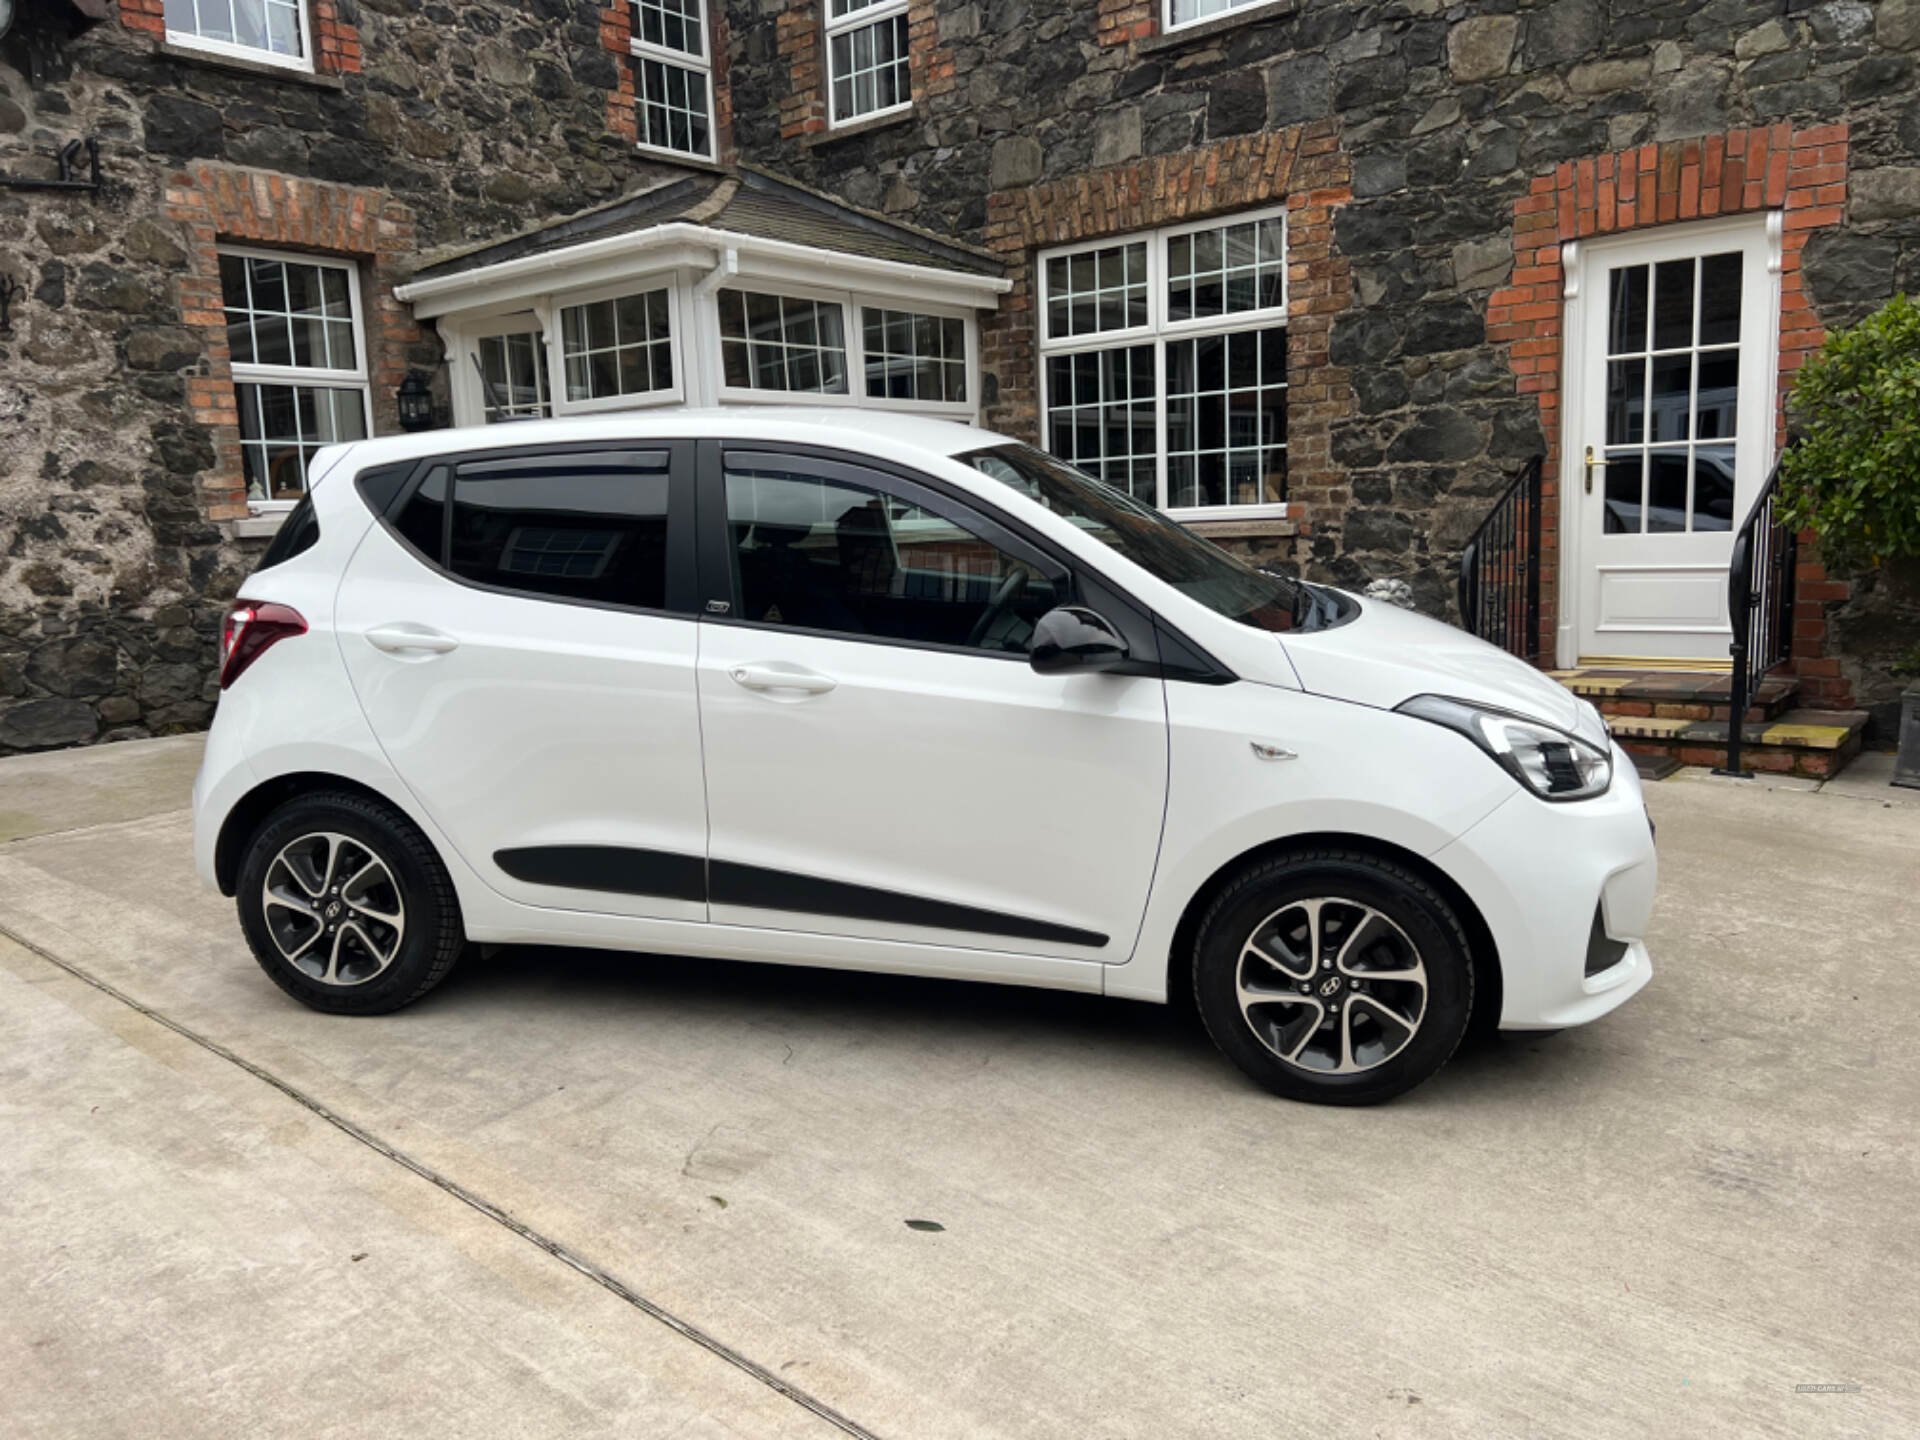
[0,918,885,1440]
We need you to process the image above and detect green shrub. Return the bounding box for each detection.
[1778,292,1920,568]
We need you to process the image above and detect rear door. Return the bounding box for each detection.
[693,443,1170,964]
[336,443,710,922]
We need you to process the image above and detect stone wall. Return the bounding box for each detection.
[724,0,1920,727]
[0,0,678,751]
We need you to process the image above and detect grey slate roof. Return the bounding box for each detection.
[411,168,1002,282]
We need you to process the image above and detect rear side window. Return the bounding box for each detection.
[393,464,448,561]
[258,496,320,568]
[448,450,671,609]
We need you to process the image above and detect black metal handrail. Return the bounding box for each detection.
[1716,458,1798,776]
[1457,454,1545,664]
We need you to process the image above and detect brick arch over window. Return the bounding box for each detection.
[1489,123,1854,706]
[165,166,419,523]
[982,123,1354,538]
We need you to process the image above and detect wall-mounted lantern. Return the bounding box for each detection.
[396,371,438,433]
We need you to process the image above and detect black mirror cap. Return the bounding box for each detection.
[1030,606,1130,675]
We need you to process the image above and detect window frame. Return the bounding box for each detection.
[461,314,553,424]
[549,277,689,416]
[699,442,1069,663]
[220,244,372,514]
[165,0,315,72]
[1160,0,1273,37]
[629,0,719,162]
[1036,204,1292,522]
[823,0,914,131]
[712,281,978,420]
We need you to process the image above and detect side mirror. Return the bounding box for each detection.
[1030,606,1129,675]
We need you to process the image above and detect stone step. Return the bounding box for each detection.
[1548,668,1801,724]
[1607,707,1870,779]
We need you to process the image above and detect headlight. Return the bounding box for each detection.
[1396,694,1613,801]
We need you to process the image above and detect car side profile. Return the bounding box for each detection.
[192,409,1655,1105]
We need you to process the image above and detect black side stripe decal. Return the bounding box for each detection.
[494,846,707,904]
[490,845,1108,950]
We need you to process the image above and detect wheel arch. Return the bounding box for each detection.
[1162,831,1502,1036]
[214,771,418,897]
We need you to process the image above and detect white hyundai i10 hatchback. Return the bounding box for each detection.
[193,409,1654,1105]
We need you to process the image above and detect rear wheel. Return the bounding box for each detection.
[1192,850,1473,1105]
[237,791,465,1015]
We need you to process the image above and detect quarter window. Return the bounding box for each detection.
[630,0,715,159]
[559,290,675,403]
[718,290,849,395]
[825,0,911,126]
[164,0,309,68]
[860,308,967,403]
[220,250,370,504]
[447,451,673,609]
[723,460,1058,653]
[1037,208,1289,516]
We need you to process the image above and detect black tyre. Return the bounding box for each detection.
[236,790,466,1015]
[1192,849,1474,1106]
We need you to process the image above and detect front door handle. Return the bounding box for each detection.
[366,624,459,655]
[730,663,836,695]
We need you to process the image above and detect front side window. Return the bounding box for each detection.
[718,290,849,395]
[826,0,911,126]
[559,290,675,403]
[1165,0,1268,30]
[164,0,309,67]
[1038,209,1289,516]
[723,459,1059,653]
[630,0,715,158]
[963,442,1321,634]
[476,331,551,422]
[446,451,672,609]
[220,251,370,503]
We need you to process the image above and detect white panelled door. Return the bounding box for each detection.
[1565,217,1780,664]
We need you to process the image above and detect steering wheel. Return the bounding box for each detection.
[966,566,1031,649]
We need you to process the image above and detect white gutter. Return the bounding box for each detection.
[394,221,1011,308]
[695,243,740,299]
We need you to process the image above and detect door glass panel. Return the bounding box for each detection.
[723,462,1059,654]
[1693,446,1737,531]
[1607,265,1648,355]
[1649,353,1693,443]
[394,465,449,562]
[1599,248,1743,535]
[1603,451,1642,534]
[1652,258,1695,350]
[447,452,671,608]
[1646,453,1689,534]
[1698,252,1743,345]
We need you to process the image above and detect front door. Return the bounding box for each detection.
[1567,217,1780,664]
[694,445,1170,965]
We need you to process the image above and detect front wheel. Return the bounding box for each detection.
[236,790,466,1015]
[1192,850,1474,1106]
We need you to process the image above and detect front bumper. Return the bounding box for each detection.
[1433,743,1656,1030]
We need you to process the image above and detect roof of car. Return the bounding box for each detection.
[317,408,1014,482]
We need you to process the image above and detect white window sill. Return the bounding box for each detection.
[164,31,316,74]
[236,511,289,539]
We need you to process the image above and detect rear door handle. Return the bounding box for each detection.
[729,663,836,695]
[366,624,459,655]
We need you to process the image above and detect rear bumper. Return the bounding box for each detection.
[1434,745,1657,1030]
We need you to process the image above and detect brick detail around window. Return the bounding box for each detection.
[908,0,954,101]
[777,2,827,140]
[981,123,1353,536]
[163,168,418,523]
[313,0,362,74]
[1489,123,1854,706]
[120,0,360,70]
[1096,0,1155,47]
[603,5,638,143]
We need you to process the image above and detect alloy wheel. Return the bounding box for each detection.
[1235,897,1428,1074]
[260,831,407,987]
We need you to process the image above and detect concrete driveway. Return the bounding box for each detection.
[1,736,1915,1439]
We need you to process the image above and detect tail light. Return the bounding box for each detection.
[219,600,306,689]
